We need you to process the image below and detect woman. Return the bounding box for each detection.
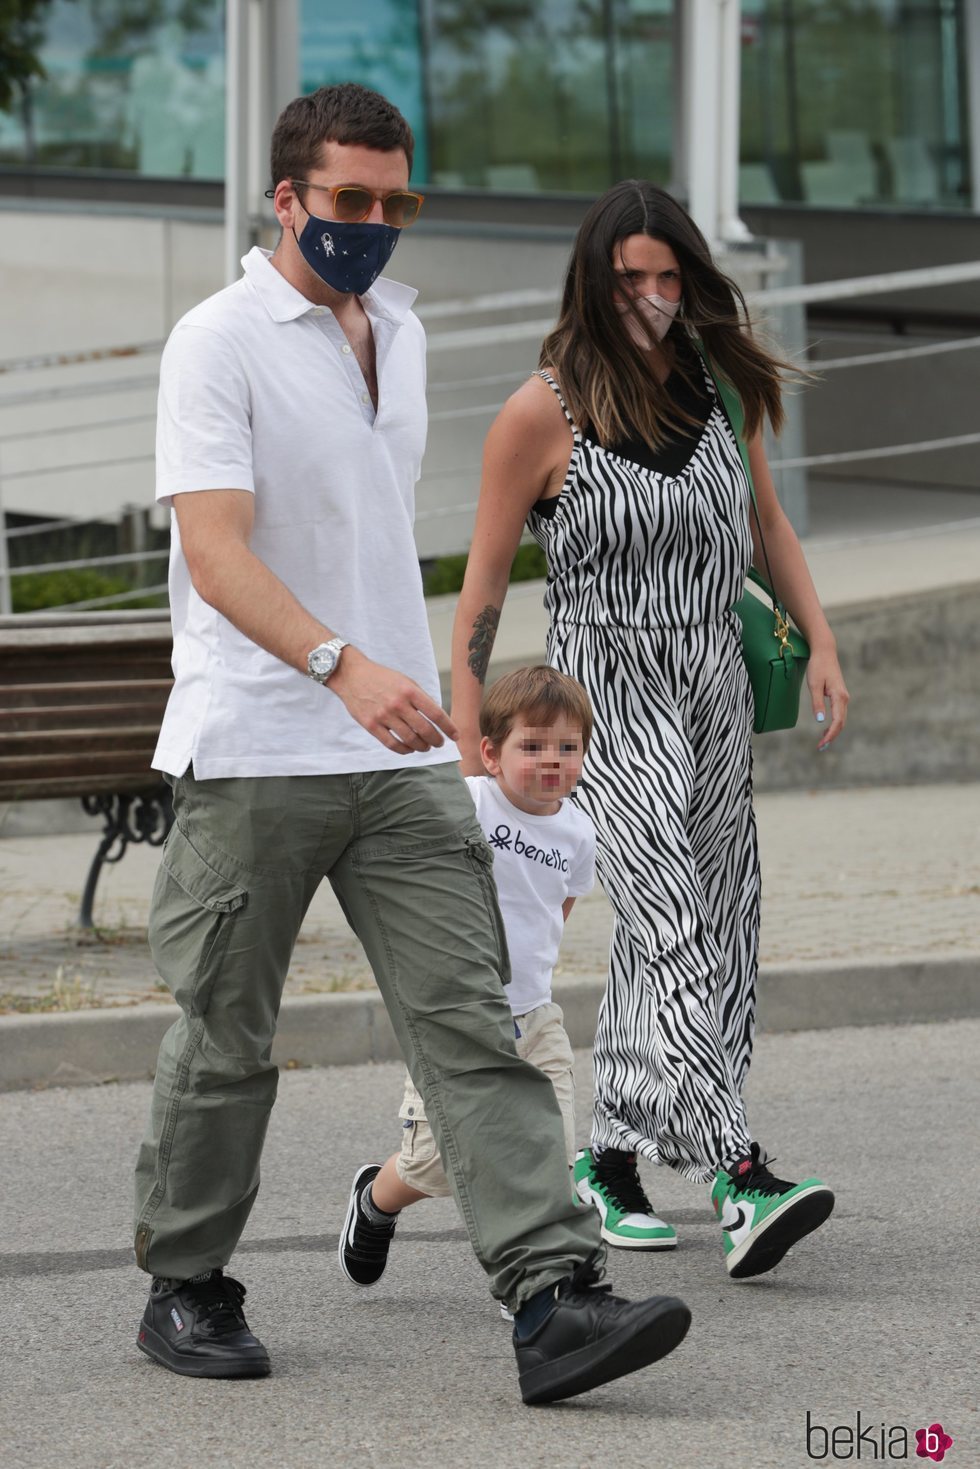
[450,181,849,1280]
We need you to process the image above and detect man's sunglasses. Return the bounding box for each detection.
[289,180,425,228]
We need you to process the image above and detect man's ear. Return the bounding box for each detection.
[272,178,301,231]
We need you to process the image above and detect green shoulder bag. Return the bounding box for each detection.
[694,342,810,734]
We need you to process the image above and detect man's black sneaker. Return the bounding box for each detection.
[339,1162,398,1286]
[514,1254,691,1405]
[136,1269,271,1378]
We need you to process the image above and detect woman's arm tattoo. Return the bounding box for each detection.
[467,605,500,685]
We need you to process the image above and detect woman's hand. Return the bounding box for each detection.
[806,645,849,751]
[744,436,849,754]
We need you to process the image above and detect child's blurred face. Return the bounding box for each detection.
[480,716,585,815]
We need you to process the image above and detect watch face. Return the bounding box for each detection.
[310,646,338,680]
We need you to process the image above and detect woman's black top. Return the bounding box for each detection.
[532,349,713,519]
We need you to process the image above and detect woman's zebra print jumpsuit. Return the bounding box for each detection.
[530,363,758,1183]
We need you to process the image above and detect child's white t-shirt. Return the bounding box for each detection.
[465,775,596,1016]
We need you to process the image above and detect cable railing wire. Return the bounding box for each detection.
[8,549,167,577]
[40,581,170,613]
[4,333,979,410]
[812,334,980,371]
[5,413,980,529]
[0,412,157,446]
[0,373,160,409]
[9,410,974,538]
[5,512,123,540]
[770,430,980,472]
[4,260,980,604]
[414,428,980,520]
[805,513,980,551]
[428,369,527,393]
[3,453,153,482]
[7,341,980,474]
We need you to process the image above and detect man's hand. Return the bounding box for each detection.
[330,647,459,755]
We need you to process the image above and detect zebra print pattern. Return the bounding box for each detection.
[529,367,758,1182]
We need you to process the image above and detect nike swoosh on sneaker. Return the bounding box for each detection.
[722,1206,746,1234]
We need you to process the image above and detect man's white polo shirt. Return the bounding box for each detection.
[152,246,458,779]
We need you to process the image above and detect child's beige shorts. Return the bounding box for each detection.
[395,1000,576,1198]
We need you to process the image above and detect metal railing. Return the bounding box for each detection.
[2,256,980,612]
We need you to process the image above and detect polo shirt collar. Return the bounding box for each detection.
[242,246,418,325]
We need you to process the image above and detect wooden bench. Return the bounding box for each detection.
[0,611,175,927]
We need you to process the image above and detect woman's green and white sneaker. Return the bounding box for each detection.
[711,1143,835,1279]
[574,1147,678,1250]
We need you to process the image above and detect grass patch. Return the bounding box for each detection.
[290,972,375,994]
[0,967,103,1014]
[70,925,148,949]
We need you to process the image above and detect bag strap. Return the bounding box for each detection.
[691,338,785,615]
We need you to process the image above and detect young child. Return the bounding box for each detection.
[339,666,597,1311]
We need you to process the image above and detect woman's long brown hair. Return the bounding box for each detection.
[539,179,793,448]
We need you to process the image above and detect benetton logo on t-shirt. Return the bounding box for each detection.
[488,822,570,873]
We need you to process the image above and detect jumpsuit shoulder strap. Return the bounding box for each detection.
[534,369,581,438]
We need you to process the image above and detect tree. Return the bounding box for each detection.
[0,0,60,114]
[87,0,215,57]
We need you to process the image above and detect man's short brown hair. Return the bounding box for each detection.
[270,82,415,188]
[480,666,593,754]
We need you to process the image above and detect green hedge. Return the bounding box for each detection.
[11,569,165,613]
[422,542,547,597]
[12,551,547,611]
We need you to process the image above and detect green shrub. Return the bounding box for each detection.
[511,543,548,582]
[422,553,469,597]
[11,568,165,613]
[422,542,547,597]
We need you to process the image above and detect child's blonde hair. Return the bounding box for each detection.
[480,666,593,754]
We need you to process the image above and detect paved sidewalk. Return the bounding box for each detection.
[1,1020,976,1469]
[2,781,978,1007]
[0,782,977,1088]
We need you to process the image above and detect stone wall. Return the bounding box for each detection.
[750,582,980,791]
[482,581,980,793]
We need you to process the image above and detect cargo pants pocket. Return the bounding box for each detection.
[148,825,248,1040]
[462,835,512,989]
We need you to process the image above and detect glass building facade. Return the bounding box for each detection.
[0,0,971,211]
[0,2,225,177]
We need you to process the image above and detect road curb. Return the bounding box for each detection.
[1,952,977,1092]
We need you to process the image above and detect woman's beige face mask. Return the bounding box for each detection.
[615,293,681,349]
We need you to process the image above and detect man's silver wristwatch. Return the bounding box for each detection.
[306,638,349,684]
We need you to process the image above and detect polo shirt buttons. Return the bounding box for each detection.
[361,393,370,405]
[312,306,325,316]
[341,344,352,354]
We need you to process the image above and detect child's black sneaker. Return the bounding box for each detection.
[136,1268,270,1378]
[339,1162,398,1286]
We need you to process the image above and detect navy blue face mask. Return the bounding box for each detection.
[293,211,400,295]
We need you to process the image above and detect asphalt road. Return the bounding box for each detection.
[1,1019,976,1469]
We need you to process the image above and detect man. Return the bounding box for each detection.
[134,82,690,1405]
